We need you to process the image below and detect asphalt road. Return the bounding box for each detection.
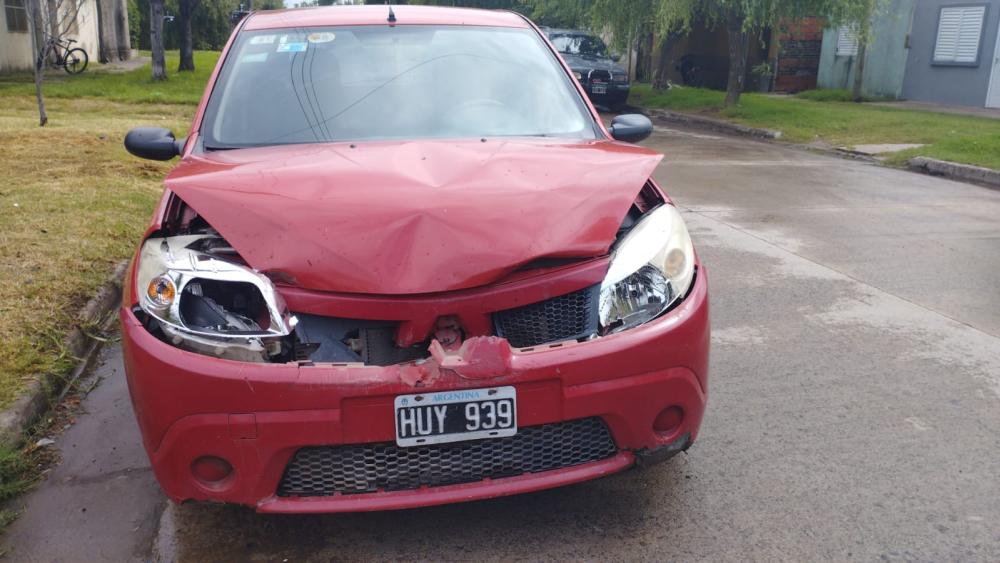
[6,119,1000,562]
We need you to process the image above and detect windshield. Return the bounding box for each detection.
[549,33,608,58]
[200,26,596,148]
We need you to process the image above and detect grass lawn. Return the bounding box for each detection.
[0,53,207,411]
[629,84,1000,171]
[0,51,219,105]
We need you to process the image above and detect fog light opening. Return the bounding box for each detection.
[191,455,234,489]
[653,406,684,437]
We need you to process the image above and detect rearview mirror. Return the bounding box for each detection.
[608,114,652,144]
[124,127,184,161]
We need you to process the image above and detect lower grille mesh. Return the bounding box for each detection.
[277,417,617,497]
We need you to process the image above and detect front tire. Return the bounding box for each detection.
[64,49,88,74]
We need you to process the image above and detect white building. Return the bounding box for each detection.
[1,0,130,73]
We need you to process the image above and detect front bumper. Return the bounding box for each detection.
[121,270,709,513]
[585,82,630,106]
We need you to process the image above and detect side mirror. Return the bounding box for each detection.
[611,53,622,62]
[124,127,183,161]
[608,114,652,144]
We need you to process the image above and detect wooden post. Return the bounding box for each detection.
[150,0,166,80]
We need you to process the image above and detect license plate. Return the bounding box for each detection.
[394,386,517,447]
[592,84,607,94]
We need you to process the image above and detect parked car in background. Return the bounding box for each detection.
[121,5,707,514]
[545,28,630,110]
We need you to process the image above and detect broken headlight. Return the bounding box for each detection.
[599,205,695,334]
[135,235,296,362]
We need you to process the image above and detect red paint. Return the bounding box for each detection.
[121,5,710,513]
[428,336,514,380]
[166,139,661,295]
[121,271,709,511]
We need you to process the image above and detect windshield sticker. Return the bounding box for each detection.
[277,42,307,53]
[308,32,335,43]
[250,35,276,45]
[241,52,268,63]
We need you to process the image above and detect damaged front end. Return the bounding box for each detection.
[133,172,696,373]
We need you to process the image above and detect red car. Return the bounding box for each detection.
[121,5,709,513]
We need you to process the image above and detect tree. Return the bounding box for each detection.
[177,0,198,71]
[655,0,879,107]
[24,0,87,126]
[654,0,754,107]
[150,0,167,80]
[589,0,650,81]
[837,0,880,102]
[522,0,592,27]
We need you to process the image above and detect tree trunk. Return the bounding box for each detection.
[33,61,48,126]
[724,11,750,107]
[46,0,58,40]
[636,31,653,82]
[28,1,48,127]
[851,24,869,102]
[851,39,867,102]
[177,0,196,71]
[150,0,167,80]
[652,32,678,91]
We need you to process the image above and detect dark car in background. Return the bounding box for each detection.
[546,28,630,110]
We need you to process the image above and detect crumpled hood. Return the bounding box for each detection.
[166,138,661,295]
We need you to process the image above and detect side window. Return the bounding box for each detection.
[933,5,987,65]
[4,0,29,33]
[835,26,859,57]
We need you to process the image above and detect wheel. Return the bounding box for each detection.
[64,48,88,74]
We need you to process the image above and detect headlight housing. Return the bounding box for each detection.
[613,73,629,83]
[135,235,296,361]
[599,205,695,334]
[573,71,583,80]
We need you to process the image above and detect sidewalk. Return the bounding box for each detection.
[868,100,1000,120]
[1,346,164,562]
[100,55,150,74]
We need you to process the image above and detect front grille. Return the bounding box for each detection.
[277,417,617,497]
[588,69,612,84]
[493,284,599,348]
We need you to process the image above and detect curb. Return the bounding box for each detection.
[150,501,178,563]
[0,260,128,447]
[907,157,1000,190]
[642,107,783,140]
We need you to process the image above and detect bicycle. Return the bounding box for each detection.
[40,36,89,75]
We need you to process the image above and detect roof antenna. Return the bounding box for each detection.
[387,4,396,25]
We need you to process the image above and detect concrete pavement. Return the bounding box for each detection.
[5,122,1000,561]
[2,346,164,562]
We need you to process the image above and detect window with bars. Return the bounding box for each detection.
[4,0,28,33]
[933,5,987,65]
[836,26,859,57]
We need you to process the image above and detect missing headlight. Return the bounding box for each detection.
[134,234,296,362]
[180,279,271,334]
